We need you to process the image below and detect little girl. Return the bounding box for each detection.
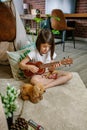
[19,28,72,89]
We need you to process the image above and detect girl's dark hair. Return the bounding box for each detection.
[36,28,55,60]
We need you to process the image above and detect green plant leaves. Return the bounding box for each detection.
[0,84,20,118]
[34,17,43,23]
[52,30,60,35]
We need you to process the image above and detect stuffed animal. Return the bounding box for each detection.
[20,83,45,103]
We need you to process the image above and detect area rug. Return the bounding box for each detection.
[0,72,87,130]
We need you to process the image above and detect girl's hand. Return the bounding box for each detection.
[28,65,39,73]
[48,65,55,72]
[54,62,61,68]
[48,62,61,72]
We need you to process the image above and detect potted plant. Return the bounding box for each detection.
[34,15,60,36]
[25,14,60,49]
[0,83,20,129]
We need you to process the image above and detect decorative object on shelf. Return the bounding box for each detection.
[36,9,40,15]
[31,9,40,15]
[23,3,29,14]
[31,9,37,15]
[0,83,20,129]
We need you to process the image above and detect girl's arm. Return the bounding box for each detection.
[19,56,39,73]
[19,56,30,70]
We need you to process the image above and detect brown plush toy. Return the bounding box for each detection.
[20,83,45,103]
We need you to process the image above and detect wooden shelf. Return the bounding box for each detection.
[20,13,87,20]
[20,14,36,20]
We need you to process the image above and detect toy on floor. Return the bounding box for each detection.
[28,119,44,130]
[20,83,45,103]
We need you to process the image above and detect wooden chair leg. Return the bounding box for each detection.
[72,30,75,48]
[13,41,16,51]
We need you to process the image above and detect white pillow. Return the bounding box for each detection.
[7,42,36,80]
[7,48,31,80]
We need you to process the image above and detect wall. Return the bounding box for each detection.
[23,0,45,14]
[23,0,87,38]
[45,0,76,14]
[75,0,87,38]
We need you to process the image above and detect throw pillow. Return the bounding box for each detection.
[7,48,31,80]
[7,42,36,80]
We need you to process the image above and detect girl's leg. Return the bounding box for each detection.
[45,71,72,89]
[30,75,54,86]
[30,71,72,89]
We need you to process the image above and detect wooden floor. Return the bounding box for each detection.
[55,39,87,87]
[0,40,87,87]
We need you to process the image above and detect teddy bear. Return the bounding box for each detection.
[20,83,45,103]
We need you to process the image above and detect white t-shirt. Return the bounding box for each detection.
[27,49,56,63]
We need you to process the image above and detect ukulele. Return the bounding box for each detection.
[23,57,73,77]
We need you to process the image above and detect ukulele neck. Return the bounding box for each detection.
[40,57,73,68]
[40,61,59,68]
